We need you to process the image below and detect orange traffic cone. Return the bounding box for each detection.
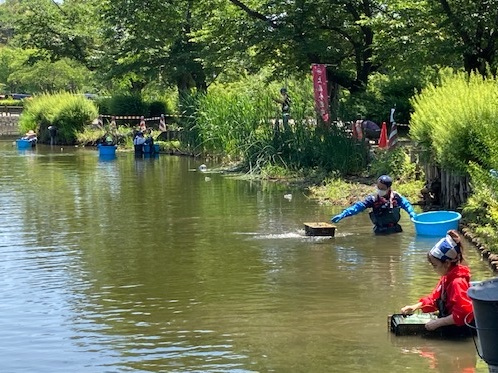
[378,121,388,149]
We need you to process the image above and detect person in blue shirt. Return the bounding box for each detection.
[330,175,417,234]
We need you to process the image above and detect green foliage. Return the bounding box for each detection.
[410,71,498,174]
[463,163,498,253]
[108,95,147,117]
[310,172,423,207]
[369,147,418,182]
[147,100,168,117]
[309,178,374,206]
[75,125,134,146]
[190,75,368,175]
[260,164,293,179]
[8,58,95,93]
[0,98,25,107]
[338,71,438,124]
[95,97,111,115]
[5,0,103,70]
[367,147,424,201]
[19,92,98,144]
[0,46,95,94]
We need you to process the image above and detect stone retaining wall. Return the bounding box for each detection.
[0,116,20,135]
[461,226,498,274]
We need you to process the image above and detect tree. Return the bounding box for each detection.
[435,0,498,77]
[9,57,94,93]
[99,0,208,95]
[3,0,102,70]
[201,0,383,95]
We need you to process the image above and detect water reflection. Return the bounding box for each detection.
[392,336,479,373]
[0,140,494,373]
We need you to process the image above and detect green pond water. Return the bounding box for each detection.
[0,140,494,373]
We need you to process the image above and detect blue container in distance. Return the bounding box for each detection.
[16,139,33,149]
[98,144,117,156]
[154,144,160,153]
[411,211,461,236]
[467,278,498,366]
[143,144,151,153]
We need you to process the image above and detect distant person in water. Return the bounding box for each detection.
[330,175,416,234]
[22,130,37,144]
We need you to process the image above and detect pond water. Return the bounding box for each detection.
[0,140,494,373]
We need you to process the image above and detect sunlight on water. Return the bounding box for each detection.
[0,141,494,373]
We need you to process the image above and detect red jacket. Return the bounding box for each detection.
[419,264,474,326]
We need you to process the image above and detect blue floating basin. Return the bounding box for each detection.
[16,139,34,149]
[154,144,160,153]
[98,144,117,156]
[412,211,461,236]
[143,144,151,153]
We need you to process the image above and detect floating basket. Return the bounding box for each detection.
[303,222,336,237]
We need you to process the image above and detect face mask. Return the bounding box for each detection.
[377,188,388,197]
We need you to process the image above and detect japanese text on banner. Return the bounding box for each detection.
[311,64,330,123]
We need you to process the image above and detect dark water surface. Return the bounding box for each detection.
[0,140,493,373]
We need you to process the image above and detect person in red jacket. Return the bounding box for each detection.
[401,229,474,332]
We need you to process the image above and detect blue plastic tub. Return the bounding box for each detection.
[154,144,160,153]
[411,211,461,236]
[98,144,117,156]
[16,139,33,149]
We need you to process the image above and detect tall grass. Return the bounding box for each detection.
[410,71,498,173]
[188,77,368,175]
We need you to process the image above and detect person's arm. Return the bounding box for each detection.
[425,314,455,331]
[330,196,373,223]
[401,301,423,315]
[397,194,417,219]
[402,278,443,315]
[418,279,442,314]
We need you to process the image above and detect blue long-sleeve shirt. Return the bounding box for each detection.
[340,191,415,219]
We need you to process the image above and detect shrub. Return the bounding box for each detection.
[18,92,98,144]
[368,147,418,182]
[0,98,25,107]
[410,71,498,174]
[463,163,498,253]
[108,94,147,117]
[338,72,428,125]
[148,100,168,117]
[96,97,112,115]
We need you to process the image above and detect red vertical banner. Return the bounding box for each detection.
[311,64,330,123]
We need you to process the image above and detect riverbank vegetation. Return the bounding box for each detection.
[18,92,97,144]
[309,146,424,206]
[410,72,498,255]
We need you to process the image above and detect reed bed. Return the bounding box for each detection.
[188,83,368,175]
